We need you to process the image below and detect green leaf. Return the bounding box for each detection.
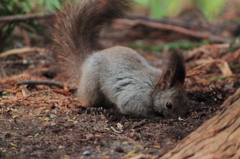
[152,40,210,52]
[127,40,210,53]
[134,0,149,7]
[207,75,233,82]
[194,0,225,20]
[43,0,62,10]
[150,0,183,18]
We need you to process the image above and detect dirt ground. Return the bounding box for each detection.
[1,5,240,159]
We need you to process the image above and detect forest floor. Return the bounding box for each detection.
[1,5,240,159]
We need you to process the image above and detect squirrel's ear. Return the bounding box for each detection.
[166,51,186,85]
[155,68,173,90]
[155,51,186,89]
[162,69,173,86]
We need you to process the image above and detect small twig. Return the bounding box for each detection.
[185,44,230,61]
[186,70,206,77]
[110,126,124,134]
[0,12,55,23]
[1,59,42,65]
[115,19,231,43]
[17,80,76,90]
[132,119,146,129]
[203,43,230,49]
[129,14,207,29]
[191,59,216,70]
[0,47,47,58]
[0,11,204,29]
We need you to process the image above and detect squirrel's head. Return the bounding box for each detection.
[152,51,189,119]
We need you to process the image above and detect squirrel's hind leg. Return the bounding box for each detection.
[76,56,107,108]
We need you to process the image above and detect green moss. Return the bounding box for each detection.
[206,75,233,82]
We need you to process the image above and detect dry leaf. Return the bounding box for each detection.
[20,85,30,97]
[186,70,206,77]
[216,59,232,76]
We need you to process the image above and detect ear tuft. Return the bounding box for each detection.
[167,51,186,85]
[155,69,172,90]
[156,51,186,89]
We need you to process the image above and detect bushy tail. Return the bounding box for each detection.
[52,0,132,83]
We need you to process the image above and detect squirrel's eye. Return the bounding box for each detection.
[166,102,172,109]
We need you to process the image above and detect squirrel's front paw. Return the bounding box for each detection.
[85,107,106,115]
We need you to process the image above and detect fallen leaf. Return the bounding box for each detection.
[216,59,232,75]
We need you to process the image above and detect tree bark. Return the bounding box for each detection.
[161,88,240,159]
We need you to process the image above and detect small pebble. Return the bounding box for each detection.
[50,114,57,119]
[82,150,91,155]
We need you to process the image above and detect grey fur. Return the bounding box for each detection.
[77,46,189,118]
[53,0,189,118]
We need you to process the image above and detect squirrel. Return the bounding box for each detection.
[52,0,189,119]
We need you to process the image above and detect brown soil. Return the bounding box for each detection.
[1,49,239,159]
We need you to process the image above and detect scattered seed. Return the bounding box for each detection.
[2,91,8,94]
[50,114,57,119]
[178,116,184,121]
[12,115,18,119]
[117,123,124,130]
[61,155,70,159]
[44,117,50,122]
[39,103,48,106]
[124,150,136,158]
[58,145,65,149]
[31,114,43,117]
[46,92,53,96]
[10,143,17,147]
[82,150,91,155]
[102,151,108,155]
[27,136,33,138]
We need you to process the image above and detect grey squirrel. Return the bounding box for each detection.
[52,0,189,118]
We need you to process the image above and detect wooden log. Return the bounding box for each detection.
[161,88,240,159]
